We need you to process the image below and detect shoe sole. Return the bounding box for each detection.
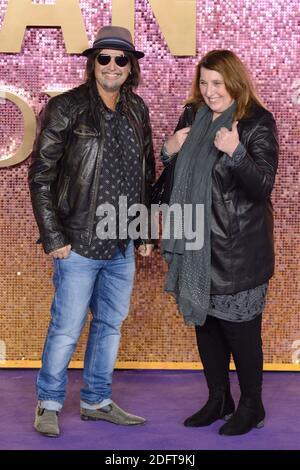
[80,414,145,425]
[219,420,265,436]
[34,428,60,438]
[184,410,235,427]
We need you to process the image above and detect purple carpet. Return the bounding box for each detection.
[0,369,299,450]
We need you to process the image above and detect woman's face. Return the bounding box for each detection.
[199,67,234,117]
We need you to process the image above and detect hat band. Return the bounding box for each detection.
[92,37,135,51]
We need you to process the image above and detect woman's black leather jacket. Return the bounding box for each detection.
[168,102,279,294]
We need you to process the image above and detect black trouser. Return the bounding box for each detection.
[195,314,263,398]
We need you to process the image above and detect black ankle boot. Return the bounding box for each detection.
[219,396,265,436]
[184,387,235,427]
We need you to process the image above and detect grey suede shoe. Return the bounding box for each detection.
[80,401,146,425]
[34,406,60,437]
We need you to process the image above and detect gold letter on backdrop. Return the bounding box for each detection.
[0,0,195,55]
[112,0,134,36]
[149,0,196,55]
[112,0,196,56]
[0,0,88,53]
[0,91,36,167]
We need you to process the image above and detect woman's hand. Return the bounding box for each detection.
[164,127,191,155]
[214,121,240,157]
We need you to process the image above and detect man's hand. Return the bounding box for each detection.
[137,244,154,257]
[214,121,240,157]
[50,244,72,259]
[164,127,191,156]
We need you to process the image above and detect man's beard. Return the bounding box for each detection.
[97,77,124,93]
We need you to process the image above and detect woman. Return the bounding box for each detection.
[161,50,279,436]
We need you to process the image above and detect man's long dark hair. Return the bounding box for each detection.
[85,50,141,91]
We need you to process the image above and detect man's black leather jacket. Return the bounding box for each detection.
[28,81,155,254]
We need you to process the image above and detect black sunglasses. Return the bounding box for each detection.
[96,54,129,67]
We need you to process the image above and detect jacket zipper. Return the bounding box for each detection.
[87,119,105,245]
[126,109,148,245]
[126,108,145,204]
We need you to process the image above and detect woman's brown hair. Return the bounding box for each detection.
[186,50,265,120]
[85,50,141,90]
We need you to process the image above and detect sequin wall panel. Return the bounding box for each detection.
[0,0,299,366]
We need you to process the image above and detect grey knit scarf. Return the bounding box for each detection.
[162,102,236,326]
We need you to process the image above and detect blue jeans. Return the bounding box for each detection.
[37,242,135,412]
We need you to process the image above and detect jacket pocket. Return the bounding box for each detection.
[73,125,99,137]
[57,176,70,212]
[224,200,240,237]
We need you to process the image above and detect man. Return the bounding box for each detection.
[29,26,155,437]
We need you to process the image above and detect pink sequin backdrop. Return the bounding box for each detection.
[0,0,299,366]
